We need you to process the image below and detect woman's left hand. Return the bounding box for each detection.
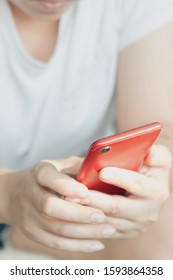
[79,145,172,239]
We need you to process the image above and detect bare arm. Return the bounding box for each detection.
[0,169,14,223]
[6,22,173,261]
[116,21,173,189]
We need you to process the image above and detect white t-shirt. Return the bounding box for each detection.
[0,0,173,169]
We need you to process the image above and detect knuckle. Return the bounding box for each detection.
[114,219,123,229]
[57,223,67,237]
[50,239,63,250]
[141,205,159,226]
[144,213,159,226]
[69,156,84,166]
[35,162,48,184]
[147,215,158,226]
[132,177,143,193]
[68,156,80,162]
[67,156,83,171]
[139,226,148,233]
[42,196,54,216]
[22,223,35,240]
[39,192,50,213]
[96,226,107,238]
[106,204,120,216]
[54,240,63,250]
[123,176,143,195]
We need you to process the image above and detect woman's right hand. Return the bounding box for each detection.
[2,157,116,253]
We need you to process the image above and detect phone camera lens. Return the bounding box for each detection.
[100,146,111,154]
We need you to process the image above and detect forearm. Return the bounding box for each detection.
[0,169,15,223]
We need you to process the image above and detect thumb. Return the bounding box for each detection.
[144,145,172,168]
[42,156,84,176]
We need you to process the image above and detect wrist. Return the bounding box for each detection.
[0,169,16,223]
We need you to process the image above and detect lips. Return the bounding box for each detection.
[38,0,68,11]
[39,0,65,2]
[40,0,66,3]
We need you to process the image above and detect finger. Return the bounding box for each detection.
[141,145,172,181]
[32,186,106,224]
[144,145,172,168]
[35,161,89,199]
[106,216,147,234]
[112,230,139,239]
[30,228,105,253]
[82,191,161,224]
[99,166,168,199]
[29,197,138,239]
[42,157,84,176]
[41,218,116,239]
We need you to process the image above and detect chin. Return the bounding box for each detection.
[21,1,73,21]
[31,12,64,21]
[32,0,72,20]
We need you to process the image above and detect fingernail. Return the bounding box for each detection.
[90,213,106,223]
[100,168,116,180]
[102,227,116,237]
[75,186,89,198]
[89,242,105,252]
[100,169,113,180]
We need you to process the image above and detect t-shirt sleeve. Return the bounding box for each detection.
[118,0,173,50]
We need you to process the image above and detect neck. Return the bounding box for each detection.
[9,3,59,62]
[9,3,59,32]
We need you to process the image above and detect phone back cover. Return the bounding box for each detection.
[77,124,161,195]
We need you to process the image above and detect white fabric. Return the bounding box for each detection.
[0,0,173,169]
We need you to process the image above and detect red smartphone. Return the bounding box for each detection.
[77,122,162,195]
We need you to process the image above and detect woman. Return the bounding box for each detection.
[0,0,173,259]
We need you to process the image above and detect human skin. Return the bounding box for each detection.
[0,1,173,258]
[8,0,74,61]
[1,146,171,255]
[8,0,74,20]
[8,145,172,259]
